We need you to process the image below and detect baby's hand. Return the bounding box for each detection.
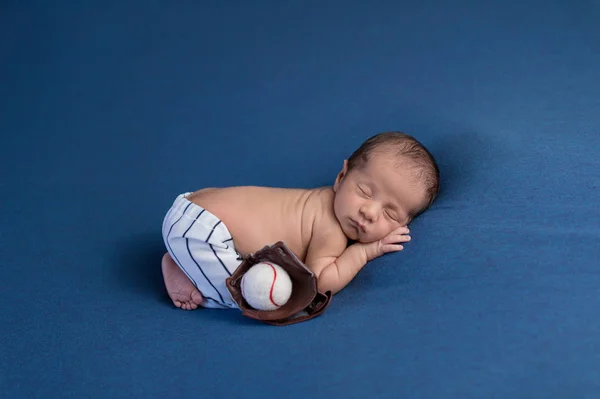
[365,226,411,261]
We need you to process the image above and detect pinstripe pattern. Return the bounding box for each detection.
[182,209,225,304]
[162,193,243,309]
[163,202,221,305]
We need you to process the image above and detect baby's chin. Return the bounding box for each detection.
[356,236,378,244]
[341,226,381,243]
[343,232,359,242]
[350,231,378,244]
[356,231,387,244]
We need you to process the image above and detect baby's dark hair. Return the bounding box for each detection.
[347,131,440,218]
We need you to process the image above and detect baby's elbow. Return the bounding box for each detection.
[317,265,342,295]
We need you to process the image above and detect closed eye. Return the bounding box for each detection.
[358,185,370,197]
[385,210,399,222]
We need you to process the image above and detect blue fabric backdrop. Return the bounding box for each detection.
[2,1,600,398]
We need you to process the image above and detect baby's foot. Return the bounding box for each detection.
[161,253,203,310]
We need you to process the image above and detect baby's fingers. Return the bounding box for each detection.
[383,233,411,244]
[392,226,410,235]
[380,243,405,253]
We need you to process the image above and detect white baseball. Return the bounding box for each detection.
[241,262,293,311]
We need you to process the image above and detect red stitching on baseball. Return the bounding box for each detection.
[266,262,280,307]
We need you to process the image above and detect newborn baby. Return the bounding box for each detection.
[161,132,440,310]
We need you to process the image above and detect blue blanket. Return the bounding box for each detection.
[2,1,600,397]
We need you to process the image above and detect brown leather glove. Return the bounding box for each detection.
[225,241,332,326]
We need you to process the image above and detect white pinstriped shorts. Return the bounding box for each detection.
[162,192,242,309]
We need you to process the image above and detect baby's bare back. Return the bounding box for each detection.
[187,186,336,261]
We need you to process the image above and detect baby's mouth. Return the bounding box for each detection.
[350,218,365,233]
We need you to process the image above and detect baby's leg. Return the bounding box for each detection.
[161,252,203,310]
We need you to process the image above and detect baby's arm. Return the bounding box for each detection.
[306,226,410,295]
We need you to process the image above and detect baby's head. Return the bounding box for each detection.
[332,132,440,243]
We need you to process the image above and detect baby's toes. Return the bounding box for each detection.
[191,290,203,306]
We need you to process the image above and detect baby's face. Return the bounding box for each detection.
[333,154,427,243]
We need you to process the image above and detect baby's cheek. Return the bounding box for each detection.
[372,224,390,241]
[382,221,398,237]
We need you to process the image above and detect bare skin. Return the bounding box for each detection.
[162,153,428,310]
[161,253,203,310]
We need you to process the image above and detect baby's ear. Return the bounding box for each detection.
[333,160,349,191]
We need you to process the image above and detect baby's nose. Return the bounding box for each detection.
[361,204,378,222]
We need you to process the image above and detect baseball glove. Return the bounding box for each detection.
[225,241,332,326]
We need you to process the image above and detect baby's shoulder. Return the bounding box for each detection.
[302,187,347,254]
[305,187,343,232]
[303,187,334,215]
